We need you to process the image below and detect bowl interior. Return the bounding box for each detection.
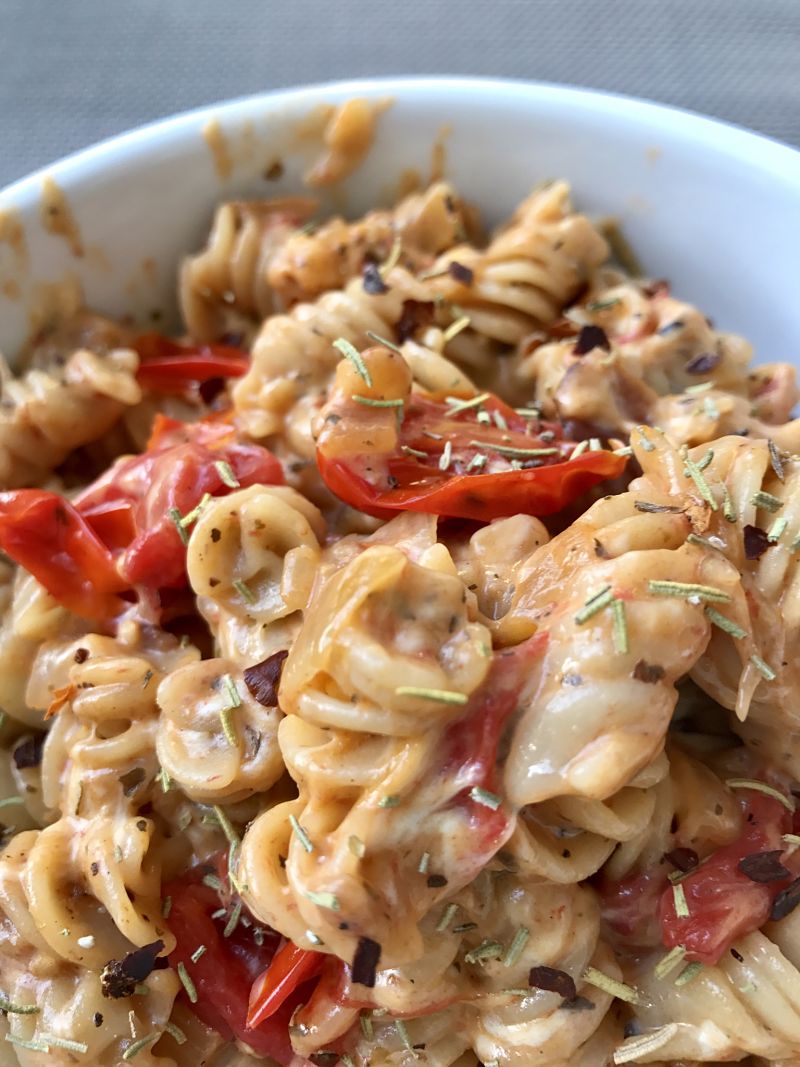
[1,77,799,363]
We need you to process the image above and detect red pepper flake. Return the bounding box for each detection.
[448,261,474,286]
[737,849,790,883]
[362,262,389,295]
[528,966,577,999]
[685,351,721,375]
[573,325,610,356]
[770,875,800,921]
[396,300,435,343]
[743,524,770,560]
[632,660,665,684]
[243,650,289,707]
[74,647,89,663]
[351,936,381,987]
[12,735,44,770]
[664,847,699,873]
[426,874,448,888]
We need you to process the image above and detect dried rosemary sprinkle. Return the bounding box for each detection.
[469,440,558,458]
[582,967,642,1005]
[685,381,713,395]
[614,444,634,457]
[703,396,720,420]
[570,440,590,460]
[212,805,241,847]
[177,962,198,1003]
[469,786,502,810]
[696,449,714,471]
[769,438,786,481]
[402,444,428,459]
[492,409,509,432]
[179,493,211,529]
[768,517,788,543]
[162,896,172,918]
[465,940,504,964]
[722,484,736,522]
[612,599,628,654]
[653,945,686,979]
[123,1032,161,1060]
[333,337,372,386]
[232,578,255,603]
[190,945,207,963]
[0,796,24,808]
[395,686,468,705]
[683,454,718,511]
[674,962,703,986]
[439,440,453,471]
[365,330,403,355]
[636,429,656,452]
[726,779,794,811]
[672,883,690,918]
[221,674,241,709]
[219,705,238,747]
[5,1035,51,1052]
[704,606,748,639]
[467,453,487,471]
[394,1018,413,1051]
[575,585,614,624]
[634,500,682,513]
[647,580,731,603]
[751,490,783,513]
[352,394,404,409]
[436,902,459,932]
[687,533,721,550]
[202,873,224,892]
[613,1024,679,1064]
[445,392,490,414]
[378,794,401,808]
[214,459,240,488]
[164,1022,187,1045]
[169,506,189,545]
[223,901,243,938]
[289,814,314,853]
[305,890,340,911]
[360,1011,374,1040]
[0,994,39,1014]
[784,834,800,846]
[418,851,431,873]
[515,406,542,419]
[349,835,365,858]
[750,653,777,681]
[442,316,471,343]
[503,926,530,967]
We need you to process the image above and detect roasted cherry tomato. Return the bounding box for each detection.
[134,333,249,395]
[166,864,322,1065]
[315,348,626,521]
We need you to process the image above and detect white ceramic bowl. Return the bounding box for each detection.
[1,76,799,362]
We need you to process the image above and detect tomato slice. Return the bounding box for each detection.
[247,940,325,1030]
[315,360,626,521]
[0,490,127,618]
[134,333,249,395]
[0,418,283,619]
[166,864,321,1065]
[601,783,798,965]
[659,787,795,964]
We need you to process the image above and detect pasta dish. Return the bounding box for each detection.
[2,109,800,1067]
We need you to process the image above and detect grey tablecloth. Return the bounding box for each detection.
[1,0,799,188]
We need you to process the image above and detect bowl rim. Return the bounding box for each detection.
[2,75,800,208]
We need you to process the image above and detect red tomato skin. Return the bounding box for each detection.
[658,790,793,964]
[165,872,314,1065]
[0,490,126,618]
[134,333,249,394]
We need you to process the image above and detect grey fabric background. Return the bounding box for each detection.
[0,0,798,189]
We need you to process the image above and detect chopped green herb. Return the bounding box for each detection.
[722,484,736,522]
[464,939,504,964]
[751,490,783,513]
[704,606,747,639]
[142,669,154,689]
[395,686,468,705]
[394,1018,413,1051]
[380,235,402,278]
[214,460,240,488]
[570,440,590,460]
[223,900,243,938]
[439,439,453,471]
[687,533,720,550]
[436,902,459,932]
[768,517,788,543]
[467,453,487,471]
[468,440,558,458]
[674,961,703,986]
[190,945,207,963]
[647,580,731,603]
[469,786,502,810]
[201,873,224,892]
[418,851,431,873]
[683,453,718,511]
[582,966,642,1004]
[503,926,530,967]
[672,883,690,918]
[5,1035,51,1052]
[492,409,509,432]
[750,654,777,681]
[123,1032,161,1060]
[378,794,401,808]
[365,330,402,355]
[179,493,211,529]
[333,338,372,387]
[289,814,314,853]
[575,585,614,624]
[164,1022,187,1045]
[360,1011,374,1040]
[653,945,686,979]
[612,599,628,654]
[769,438,786,481]
[612,1023,679,1065]
[233,578,255,603]
[212,805,241,847]
[0,994,39,1014]
[352,394,404,409]
[169,506,189,545]
[177,962,198,1003]
[219,706,238,747]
